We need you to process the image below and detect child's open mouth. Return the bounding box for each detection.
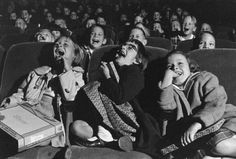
[55,49,64,60]
[175,71,183,76]
[184,28,190,32]
[92,39,100,44]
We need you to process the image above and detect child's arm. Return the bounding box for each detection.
[182,72,227,146]
[157,69,179,112]
[159,69,178,89]
[0,70,35,108]
[100,64,144,105]
[59,67,85,101]
[192,72,227,127]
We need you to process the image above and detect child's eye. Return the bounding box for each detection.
[167,64,173,69]
[178,62,183,66]
[209,43,215,46]
[64,43,69,47]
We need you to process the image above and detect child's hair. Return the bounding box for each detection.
[184,15,197,26]
[125,39,149,71]
[193,31,216,49]
[131,26,147,38]
[89,24,107,38]
[165,50,200,73]
[85,24,107,46]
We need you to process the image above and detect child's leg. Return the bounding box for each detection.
[210,135,236,157]
[70,120,93,140]
[203,156,235,159]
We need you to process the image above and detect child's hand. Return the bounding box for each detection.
[159,69,178,89]
[181,122,202,146]
[100,61,111,79]
[0,98,10,108]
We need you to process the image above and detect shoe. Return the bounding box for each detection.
[73,137,105,147]
[118,136,133,152]
[105,136,133,152]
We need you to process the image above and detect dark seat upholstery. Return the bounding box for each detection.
[176,39,195,53]
[0,33,31,51]
[146,36,172,51]
[138,46,169,116]
[0,45,6,83]
[188,48,236,105]
[0,42,54,102]
[177,38,236,53]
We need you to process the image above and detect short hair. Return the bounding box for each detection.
[165,50,200,73]
[184,15,197,26]
[89,24,107,38]
[131,26,146,38]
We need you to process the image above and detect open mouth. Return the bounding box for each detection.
[184,28,190,32]
[55,49,64,60]
[92,39,100,44]
[175,71,183,76]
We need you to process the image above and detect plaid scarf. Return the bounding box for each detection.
[83,81,139,136]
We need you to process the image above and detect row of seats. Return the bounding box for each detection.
[1,42,236,158]
[1,43,236,105]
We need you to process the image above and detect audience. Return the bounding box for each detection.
[1,1,236,158]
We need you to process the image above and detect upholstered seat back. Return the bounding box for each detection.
[188,48,236,105]
[0,42,54,102]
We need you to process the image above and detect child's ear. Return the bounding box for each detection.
[143,39,147,46]
[102,38,107,45]
[193,26,197,32]
[134,58,142,64]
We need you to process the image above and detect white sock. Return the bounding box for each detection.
[97,125,114,142]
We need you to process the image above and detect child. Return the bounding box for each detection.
[169,20,181,49]
[157,51,236,158]
[198,31,215,49]
[35,28,55,42]
[151,21,166,38]
[80,24,107,82]
[200,23,213,33]
[1,36,85,147]
[129,26,147,46]
[179,15,197,41]
[70,39,159,154]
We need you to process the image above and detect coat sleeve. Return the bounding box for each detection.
[157,84,178,119]
[192,72,227,128]
[59,68,85,101]
[1,70,35,107]
[101,65,144,105]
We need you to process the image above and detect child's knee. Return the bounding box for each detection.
[211,136,236,156]
[70,120,93,139]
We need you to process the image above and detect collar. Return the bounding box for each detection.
[178,34,195,41]
[172,72,200,91]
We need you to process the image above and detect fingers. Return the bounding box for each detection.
[181,132,192,147]
[100,61,107,69]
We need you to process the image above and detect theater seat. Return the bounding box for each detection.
[0,45,6,82]
[0,42,54,102]
[176,39,195,53]
[188,48,236,105]
[0,33,31,51]
[177,38,236,53]
[138,46,169,116]
[146,37,172,51]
